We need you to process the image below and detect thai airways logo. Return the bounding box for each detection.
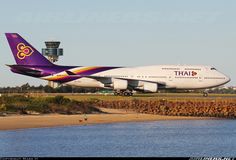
[16,43,34,60]
[174,71,198,76]
[192,71,197,76]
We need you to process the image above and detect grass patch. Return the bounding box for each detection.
[0,95,102,115]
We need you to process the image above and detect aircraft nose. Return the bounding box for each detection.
[218,73,231,86]
[225,76,231,83]
[221,74,231,85]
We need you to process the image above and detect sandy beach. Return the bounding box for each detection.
[0,108,214,131]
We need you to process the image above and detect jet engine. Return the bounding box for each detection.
[112,79,128,90]
[105,78,128,90]
[143,82,158,92]
[135,81,158,92]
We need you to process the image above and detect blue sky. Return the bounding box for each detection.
[0,0,236,87]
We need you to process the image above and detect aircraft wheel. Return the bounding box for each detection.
[114,90,121,96]
[203,92,208,97]
[123,92,129,96]
[123,91,133,96]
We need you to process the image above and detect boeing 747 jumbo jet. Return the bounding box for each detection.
[5,33,230,96]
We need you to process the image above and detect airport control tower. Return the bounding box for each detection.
[42,41,63,88]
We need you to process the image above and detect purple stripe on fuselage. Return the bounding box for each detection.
[9,64,121,83]
[53,66,121,83]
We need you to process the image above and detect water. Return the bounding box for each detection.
[0,120,236,157]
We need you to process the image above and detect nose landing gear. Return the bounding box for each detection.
[203,91,208,97]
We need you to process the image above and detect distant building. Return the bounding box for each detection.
[42,41,63,88]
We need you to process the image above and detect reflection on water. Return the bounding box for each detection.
[0,120,236,157]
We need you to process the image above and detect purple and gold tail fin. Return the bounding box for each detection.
[5,33,54,66]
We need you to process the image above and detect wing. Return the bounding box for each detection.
[65,70,167,89]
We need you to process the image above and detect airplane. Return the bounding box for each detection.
[5,33,231,96]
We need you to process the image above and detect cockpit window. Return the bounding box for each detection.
[211,67,217,70]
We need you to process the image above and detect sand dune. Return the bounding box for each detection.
[0,108,214,131]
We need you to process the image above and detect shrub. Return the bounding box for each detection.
[0,104,6,112]
[53,95,70,105]
[27,99,50,113]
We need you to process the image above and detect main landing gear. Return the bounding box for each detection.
[114,90,133,96]
[203,91,209,97]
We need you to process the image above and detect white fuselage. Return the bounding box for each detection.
[5,33,230,93]
[53,65,230,91]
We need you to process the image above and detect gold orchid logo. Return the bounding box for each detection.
[16,43,34,60]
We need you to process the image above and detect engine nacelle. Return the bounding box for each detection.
[112,79,128,90]
[143,82,158,93]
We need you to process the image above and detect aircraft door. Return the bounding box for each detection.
[168,71,174,82]
[169,75,173,82]
[198,71,203,82]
